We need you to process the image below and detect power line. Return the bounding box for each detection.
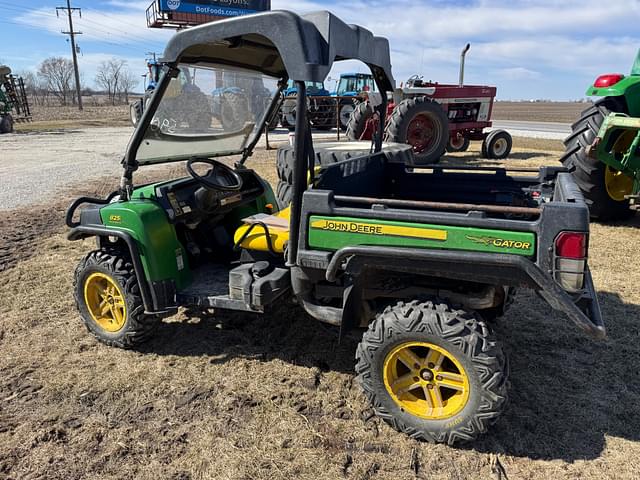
[0,2,162,53]
[56,0,83,111]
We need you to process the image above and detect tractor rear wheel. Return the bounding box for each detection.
[385,97,449,164]
[220,91,248,131]
[346,101,375,141]
[280,97,297,129]
[129,100,143,127]
[338,99,356,131]
[355,300,508,444]
[74,249,158,348]
[0,114,14,134]
[560,98,633,220]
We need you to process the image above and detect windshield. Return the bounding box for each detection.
[136,63,279,165]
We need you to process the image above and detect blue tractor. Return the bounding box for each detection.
[129,59,212,130]
[129,58,162,127]
[333,72,376,130]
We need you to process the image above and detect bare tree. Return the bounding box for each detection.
[37,57,75,106]
[95,58,140,105]
[119,68,138,104]
[95,58,125,105]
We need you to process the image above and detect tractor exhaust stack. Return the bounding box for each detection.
[459,43,470,87]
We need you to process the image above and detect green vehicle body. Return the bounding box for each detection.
[97,178,278,291]
[96,188,536,291]
[586,49,640,116]
[0,88,11,115]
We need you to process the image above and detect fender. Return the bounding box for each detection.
[587,50,640,116]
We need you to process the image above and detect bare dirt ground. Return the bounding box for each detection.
[492,102,588,124]
[1,131,640,479]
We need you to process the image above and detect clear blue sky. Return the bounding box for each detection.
[1,0,639,100]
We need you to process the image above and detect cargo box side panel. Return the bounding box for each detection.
[308,216,536,256]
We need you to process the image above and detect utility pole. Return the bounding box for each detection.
[57,0,83,111]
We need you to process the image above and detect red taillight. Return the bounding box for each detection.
[554,232,587,292]
[555,232,587,259]
[593,74,624,88]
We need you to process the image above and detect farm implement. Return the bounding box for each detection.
[67,10,604,445]
[562,49,640,220]
[347,44,511,164]
[0,65,31,134]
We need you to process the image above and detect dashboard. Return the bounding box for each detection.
[153,170,265,223]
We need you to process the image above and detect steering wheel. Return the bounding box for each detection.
[186,157,243,191]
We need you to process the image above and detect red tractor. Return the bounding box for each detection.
[346,44,512,164]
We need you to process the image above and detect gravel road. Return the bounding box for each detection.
[0,127,336,210]
[0,127,132,210]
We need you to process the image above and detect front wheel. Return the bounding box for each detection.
[74,249,158,348]
[355,300,508,444]
[446,134,470,152]
[482,130,512,159]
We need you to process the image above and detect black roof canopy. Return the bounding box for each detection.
[161,10,395,91]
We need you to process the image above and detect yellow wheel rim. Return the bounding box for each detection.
[83,272,127,333]
[605,166,634,202]
[383,342,470,420]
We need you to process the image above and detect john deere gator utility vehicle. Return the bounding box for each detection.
[561,49,640,220]
[67,10,605,445]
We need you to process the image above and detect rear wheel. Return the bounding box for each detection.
[74,249,158,348]
[355,300,508,444]
[385,97,449,164]
[220,91,248,131]
[280,97,297,129]
[339,99,356,131]
[560,98,633,220]
[129,100,143,127]
[346,101,375,141]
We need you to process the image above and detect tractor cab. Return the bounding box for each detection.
[284,80,330,97]
[335,72,376,97]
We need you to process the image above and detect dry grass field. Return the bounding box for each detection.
[1,137,640,479]
[15,105,131,132]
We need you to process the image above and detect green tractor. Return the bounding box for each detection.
[0,65,31,134]
[67,11,605,444]
[562,50,640,220]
